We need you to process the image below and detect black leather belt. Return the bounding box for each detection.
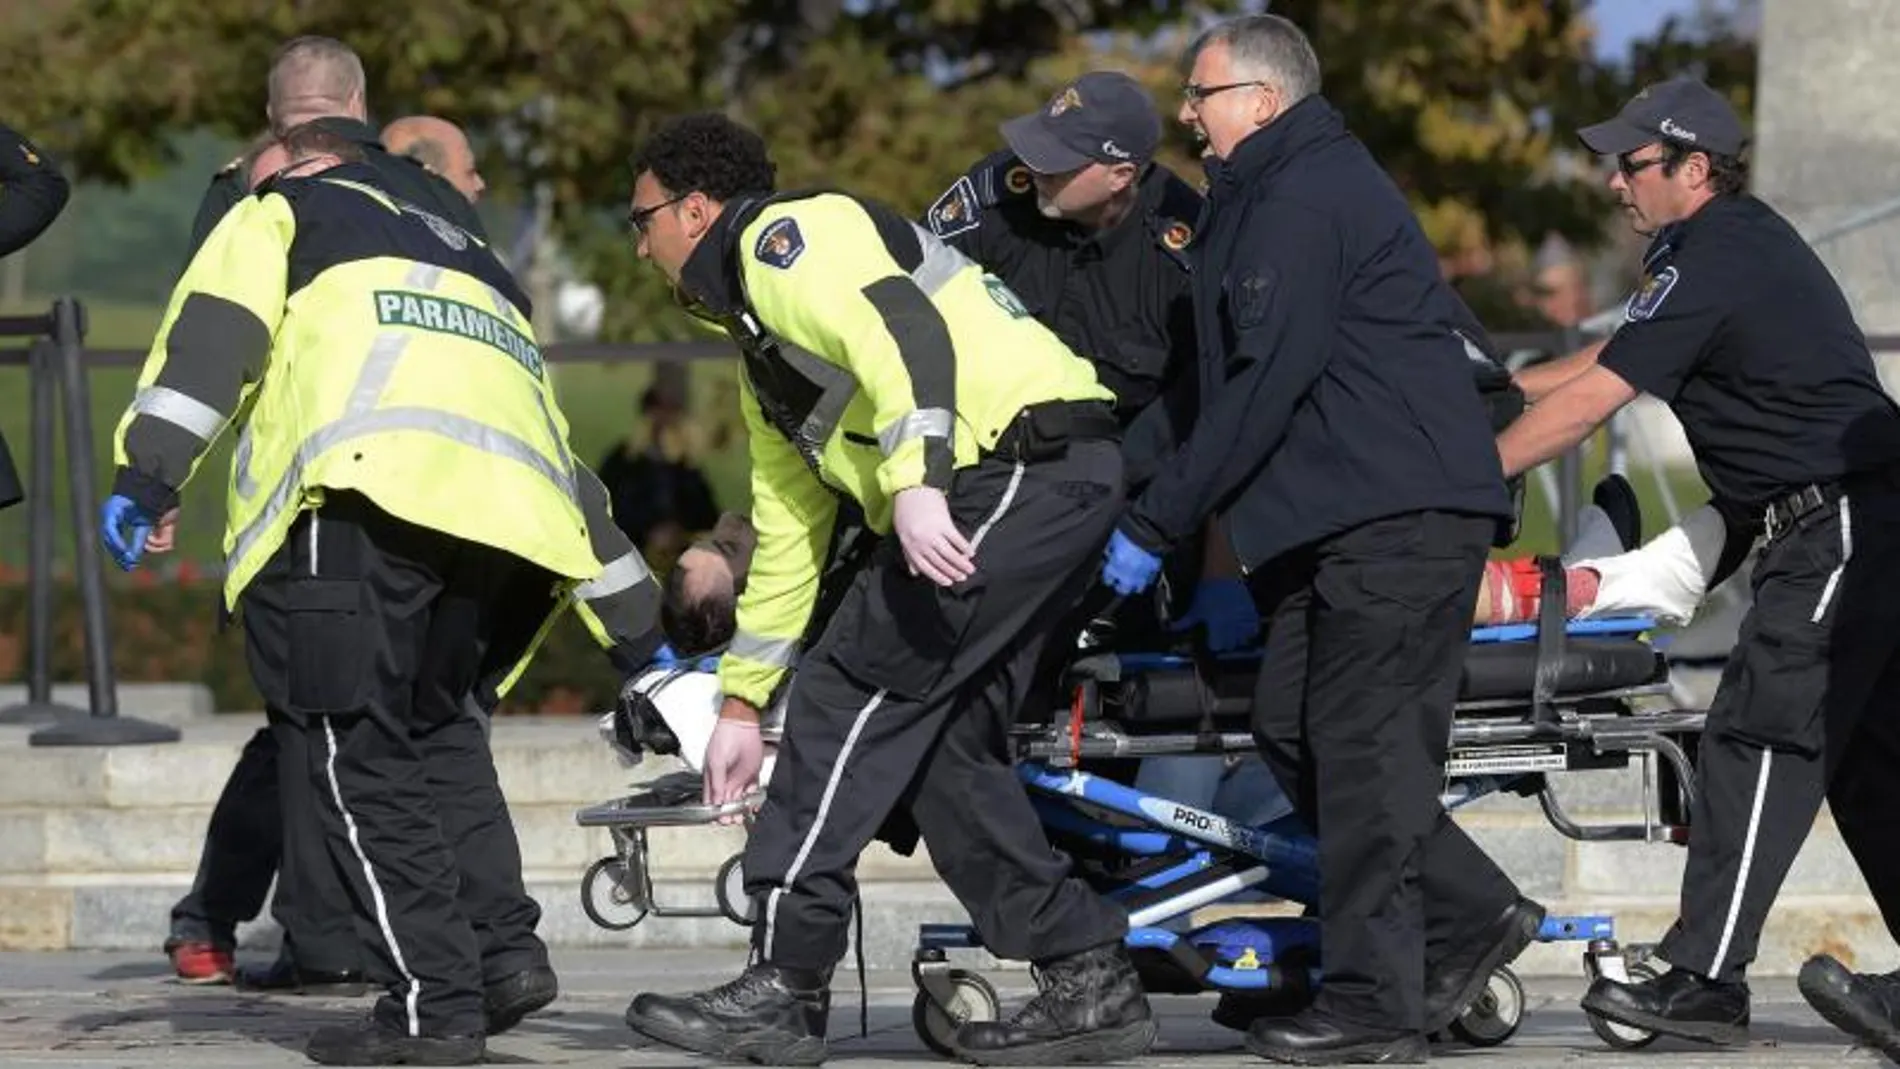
[1763,483,1831,541]
[991,400,1121,463]
[1761,466,1900,539]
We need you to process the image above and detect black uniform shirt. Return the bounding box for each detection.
[0,122,70,257]
[1599,194,1900,509]
[923,152,1201,474]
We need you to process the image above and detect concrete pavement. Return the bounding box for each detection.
[0,948,1893,1068]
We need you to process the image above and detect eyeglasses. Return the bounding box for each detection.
[1615,152,1667,179]
[626,193,687,238]
[1181,80,1267,109]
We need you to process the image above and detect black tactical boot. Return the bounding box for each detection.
[625,961,830,1065]
[1246,1010,1427,1066]
[485,964,559,1036]
[235,952,369,998]
[304,1017,483,1066]
[1422,897,1544,1032]
[1581,965,1750,1044]
[954,941,1156,1065]
[1798,953,1900,1061]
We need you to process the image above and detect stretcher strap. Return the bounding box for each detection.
[1532,556,1566,735]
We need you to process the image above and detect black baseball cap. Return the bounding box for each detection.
[1578,76,1749,157]
[1000,71,1161,174]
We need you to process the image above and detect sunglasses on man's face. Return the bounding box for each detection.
[1615,152,1668,179]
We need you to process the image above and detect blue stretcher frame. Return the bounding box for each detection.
[914,616,1655,996]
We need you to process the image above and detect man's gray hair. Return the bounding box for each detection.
[1192,14,1321,104]
[267,36,367,130]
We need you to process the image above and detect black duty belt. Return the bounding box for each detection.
[1762,466,1900,540]
[991,400,1121,463]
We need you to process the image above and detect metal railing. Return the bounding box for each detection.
[0,299,179,744]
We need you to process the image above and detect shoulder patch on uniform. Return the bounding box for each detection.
[927,176,981,239]
[1625,265,1680,322]
[754,217,806,270]
[1004,164,1033,196]
[1161,222,1192,250]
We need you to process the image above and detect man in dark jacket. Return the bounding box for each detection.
[184,36,482,261]
[0,119,70,513]
[1099,15,1538,1065]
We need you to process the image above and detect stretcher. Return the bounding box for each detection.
[574,600,1705,1054]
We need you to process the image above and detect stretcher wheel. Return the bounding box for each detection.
[911,970,1000,1056]
[1447,965,1523,1047]
[716,853,755,927]
[581,857,648,931]
[1586,962,1662,1050]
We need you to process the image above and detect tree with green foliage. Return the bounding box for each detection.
[0,0,1756,336]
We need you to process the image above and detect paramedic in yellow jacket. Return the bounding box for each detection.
[618,112,1154,1067]
[100,123,662,1068]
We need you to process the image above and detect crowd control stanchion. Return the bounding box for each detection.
[30,297,179,746]
[0,338,85,725]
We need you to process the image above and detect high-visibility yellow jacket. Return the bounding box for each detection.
[111,164,660,685]
[674,189,1112,707]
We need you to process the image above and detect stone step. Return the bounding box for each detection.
[1,871,1889,978]
[0,800,939,879]
[0,715,647,809]
[0,683,218,727]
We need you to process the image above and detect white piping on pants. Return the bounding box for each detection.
[322,717,423,1035]
[1709,747,1773,979]
[1811,495,1852,623]
[970,461,1025,552]
[762,688,887,961]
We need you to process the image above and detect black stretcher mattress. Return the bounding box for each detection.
[1107,637,1665,731]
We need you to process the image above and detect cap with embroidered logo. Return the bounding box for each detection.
[1578,76,1749,158]
[1000,71,1162,175]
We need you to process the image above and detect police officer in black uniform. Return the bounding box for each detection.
[925,70,1200,490]
[1498,77,1900,1049]
[0,120,70,515]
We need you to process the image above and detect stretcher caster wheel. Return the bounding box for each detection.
[1447,965,1523,1047]
[715,853,755,927]
[1586,962,1662,1050]
[911,970,1000,1057]
[581,856,648,931]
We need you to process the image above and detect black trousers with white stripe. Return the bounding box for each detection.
[742,441,1131,973]
[240,492,555,1036]
[1661,477,1900,981]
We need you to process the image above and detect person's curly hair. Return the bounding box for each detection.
[632,112,777,201]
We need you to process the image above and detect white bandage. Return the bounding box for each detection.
[609,667,783,786]
[1573,503,1728,626]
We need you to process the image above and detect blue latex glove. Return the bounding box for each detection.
[1101,529,1164,596]
[649,643,681,669]
[100,494,154,572]
[1173,578,1260,653]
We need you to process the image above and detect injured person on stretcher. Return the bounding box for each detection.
[613,482,1732,797]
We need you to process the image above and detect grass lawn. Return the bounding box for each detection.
[0,294,1708,573]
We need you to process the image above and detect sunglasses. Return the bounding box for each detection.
[626,193,687,238]
[1615,152,1668,179]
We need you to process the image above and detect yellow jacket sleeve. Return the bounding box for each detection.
[740,196,958,497]
[718,371,838,708]
[110,192,294,513]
